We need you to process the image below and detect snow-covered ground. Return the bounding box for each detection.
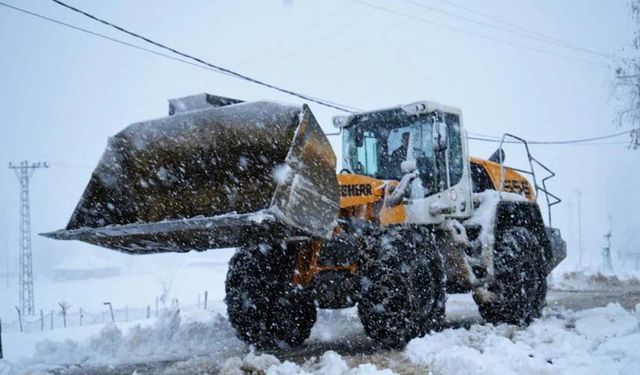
[1,251,639,374]
[405,303,640,375]
[3,300,638,374]
[549,270,640,291]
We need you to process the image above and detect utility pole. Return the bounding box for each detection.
[602,215,613,273]
[8,161,48,315]
[576,189,583,271]
[602,231,613,273]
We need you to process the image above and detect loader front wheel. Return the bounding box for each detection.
[225,242,316,350]
[358,228,445,348]
[474,227,547,325]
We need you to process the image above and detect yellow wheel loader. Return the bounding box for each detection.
[44,93,566,349]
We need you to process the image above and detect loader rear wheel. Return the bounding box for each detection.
[225,242,316,350]
[474,227,546,325]
[358,228,445,348]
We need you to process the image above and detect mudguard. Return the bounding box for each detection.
[495,200,566,274]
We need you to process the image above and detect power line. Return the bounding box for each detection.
[0,2,631,148]
[441,0,560,42]
[467,137,628,146]
[467,129,634,145]
[0,1,358,112]
[354,0,608,68]
[400,0,611,59]
[0,1,361,112]
[40,0,358,113]
[440,0,565,43]
[0,2,241,79]
[440,0,608,55]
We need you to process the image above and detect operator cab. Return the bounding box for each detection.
[335,102,465,198]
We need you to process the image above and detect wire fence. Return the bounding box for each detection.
[0,291,211,334]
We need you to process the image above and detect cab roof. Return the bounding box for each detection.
[332,100,463,129]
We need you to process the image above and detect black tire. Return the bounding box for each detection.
[358,228,446,348]
[475,227,547,325]
[225,242,317,350]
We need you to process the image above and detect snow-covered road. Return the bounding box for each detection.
[18,287,639,375]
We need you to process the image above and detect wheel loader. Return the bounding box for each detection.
[43,93,566,349]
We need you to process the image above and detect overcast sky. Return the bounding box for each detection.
[0,0,638,282]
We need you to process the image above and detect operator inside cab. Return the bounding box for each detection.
[389,132,410,172]
[342,107,464,197]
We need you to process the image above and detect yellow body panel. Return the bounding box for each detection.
[470,157,535,201]
[336,174,386,208]
[336,174,406,225]
[335,157,533,228]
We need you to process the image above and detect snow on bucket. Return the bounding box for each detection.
[43,96,339,254]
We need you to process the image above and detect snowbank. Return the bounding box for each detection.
[3,309,245,374]
[405,303,640,375]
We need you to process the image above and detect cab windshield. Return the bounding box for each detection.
[342,111,463,190]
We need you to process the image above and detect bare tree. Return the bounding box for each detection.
[614,0,640,149]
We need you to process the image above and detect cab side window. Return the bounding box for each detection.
[447,114,464,186]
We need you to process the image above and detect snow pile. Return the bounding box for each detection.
[405,303,640,375]
[220,351,396,375]
[16,309,244,371]
[550,271,640,291]
[311,309,363,343]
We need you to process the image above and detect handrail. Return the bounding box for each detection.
[497,133,561,226]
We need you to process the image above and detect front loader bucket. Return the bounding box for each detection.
[43,96,339,254]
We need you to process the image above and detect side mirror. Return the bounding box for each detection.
[432,120,448,152]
